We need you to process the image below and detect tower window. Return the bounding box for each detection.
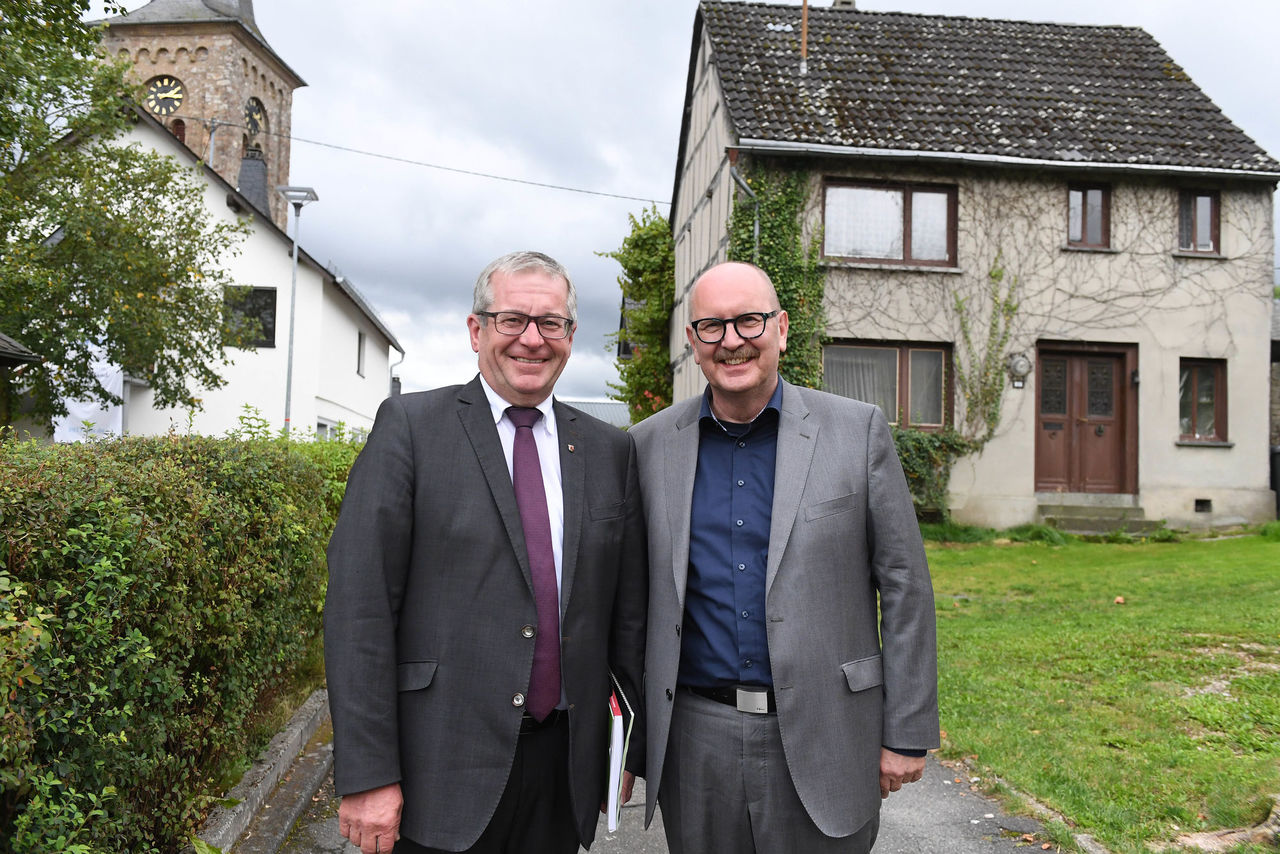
[170,119,186,145]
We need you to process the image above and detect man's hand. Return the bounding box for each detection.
[600,770,637,813]
[879,749,925,798]
[339,782,403,854]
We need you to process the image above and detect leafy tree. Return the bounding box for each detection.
[602,205,675,424]
[0,0,250,430]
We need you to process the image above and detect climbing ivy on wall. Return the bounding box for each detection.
[727,167,826,389]
[953,255,1020,445]
[603,205,675,424]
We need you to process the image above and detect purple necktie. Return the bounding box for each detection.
[506,406,562,721]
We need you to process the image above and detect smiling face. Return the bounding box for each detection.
[687,262,788,422]
[468,267,575,407]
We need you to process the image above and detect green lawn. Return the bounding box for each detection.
[928,534,1280,853]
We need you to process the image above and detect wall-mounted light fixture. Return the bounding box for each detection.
[1007,352,1033,389]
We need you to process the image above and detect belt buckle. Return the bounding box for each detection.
[735,687,769,715]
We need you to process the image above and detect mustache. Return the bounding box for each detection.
[714,345,756,363]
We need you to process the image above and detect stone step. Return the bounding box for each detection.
[1038,503,1145,520]
[1041,515,1166,535]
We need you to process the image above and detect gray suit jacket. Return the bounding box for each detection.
[630,379,938,837]
[325,377,647,851]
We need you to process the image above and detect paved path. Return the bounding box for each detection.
[263,754,1051,854]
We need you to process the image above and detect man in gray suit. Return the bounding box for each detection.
[325,251,646,854]
[630,261,938,853]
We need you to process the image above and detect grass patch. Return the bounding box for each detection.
[931,533,1280,853]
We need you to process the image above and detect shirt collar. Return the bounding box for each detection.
[699,376,784,430]
[477,373,555,427]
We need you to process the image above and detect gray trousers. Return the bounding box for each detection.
[658,689,879,854]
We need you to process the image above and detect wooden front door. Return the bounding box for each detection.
[1035,350,1131,493]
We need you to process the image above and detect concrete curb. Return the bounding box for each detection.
[188,689,330,853]
[233,725,335,854]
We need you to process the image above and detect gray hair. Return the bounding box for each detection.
[471,251,577,322]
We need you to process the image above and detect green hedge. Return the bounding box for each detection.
[0,435,359,853]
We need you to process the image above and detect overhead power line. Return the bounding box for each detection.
[290,134,670,206]
[170,114,670,206]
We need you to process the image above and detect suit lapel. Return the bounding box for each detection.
[767,381,816,594]
[554,401,583,613]
[664,398,702,607]
[457,377,533,588]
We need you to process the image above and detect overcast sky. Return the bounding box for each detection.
[109,0,1280,399]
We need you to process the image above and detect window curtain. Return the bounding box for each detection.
[824,346,898,419]
[908,349,943,425]
[825,187,903,258]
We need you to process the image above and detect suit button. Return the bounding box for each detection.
[675,625,681,636]
[512,693,526,707]
[521,625,535,638]
[665,688,673,701]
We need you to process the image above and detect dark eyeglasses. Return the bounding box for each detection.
[689,310,779,344]
[477,310,574,340]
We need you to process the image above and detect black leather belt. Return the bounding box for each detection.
[685,685,776,714]
[519,708,566,734]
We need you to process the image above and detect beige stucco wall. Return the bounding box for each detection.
[805,160,1276,529]
[672,112,1277,527]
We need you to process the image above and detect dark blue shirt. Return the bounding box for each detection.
[678,380,783,688]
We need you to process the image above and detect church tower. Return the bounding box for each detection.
[101,0,305,230]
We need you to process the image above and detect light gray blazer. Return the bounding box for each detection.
[630,379,938,837]
[325,376,647,851]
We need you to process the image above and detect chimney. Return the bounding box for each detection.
[832,0,857,7]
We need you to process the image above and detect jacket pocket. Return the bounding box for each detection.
[589,500,626,521]
[397,660,438,692]
[841,655,884,693]
[804,492,856,521]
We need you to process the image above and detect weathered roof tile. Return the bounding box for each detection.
[701,1,1279,173]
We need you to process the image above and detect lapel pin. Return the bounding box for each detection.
[567,444,575,453]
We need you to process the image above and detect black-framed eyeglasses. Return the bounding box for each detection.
[477,310,575,340]
[689,310,779,344]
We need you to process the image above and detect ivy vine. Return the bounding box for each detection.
[602,205,675,424]
[953,255,1020,445]
[727,166,826,389]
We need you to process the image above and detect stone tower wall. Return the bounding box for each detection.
[101,23,296,230]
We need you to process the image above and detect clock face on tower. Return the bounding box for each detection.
[144,75,185,116]
[244,97,266,135]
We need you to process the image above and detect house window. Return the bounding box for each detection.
[223,286,276,348]
[1068,185,1109,248]
[356,330,366,377]
[1179,358,1226,441]
[822,342,949,428]
[824,182,957,266]
[1178,190,1219,253]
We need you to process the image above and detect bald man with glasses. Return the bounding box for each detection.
[630,261,938,853]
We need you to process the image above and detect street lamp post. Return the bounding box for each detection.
[276,185,318,437]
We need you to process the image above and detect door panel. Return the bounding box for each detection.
[1035,352,1126,493]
